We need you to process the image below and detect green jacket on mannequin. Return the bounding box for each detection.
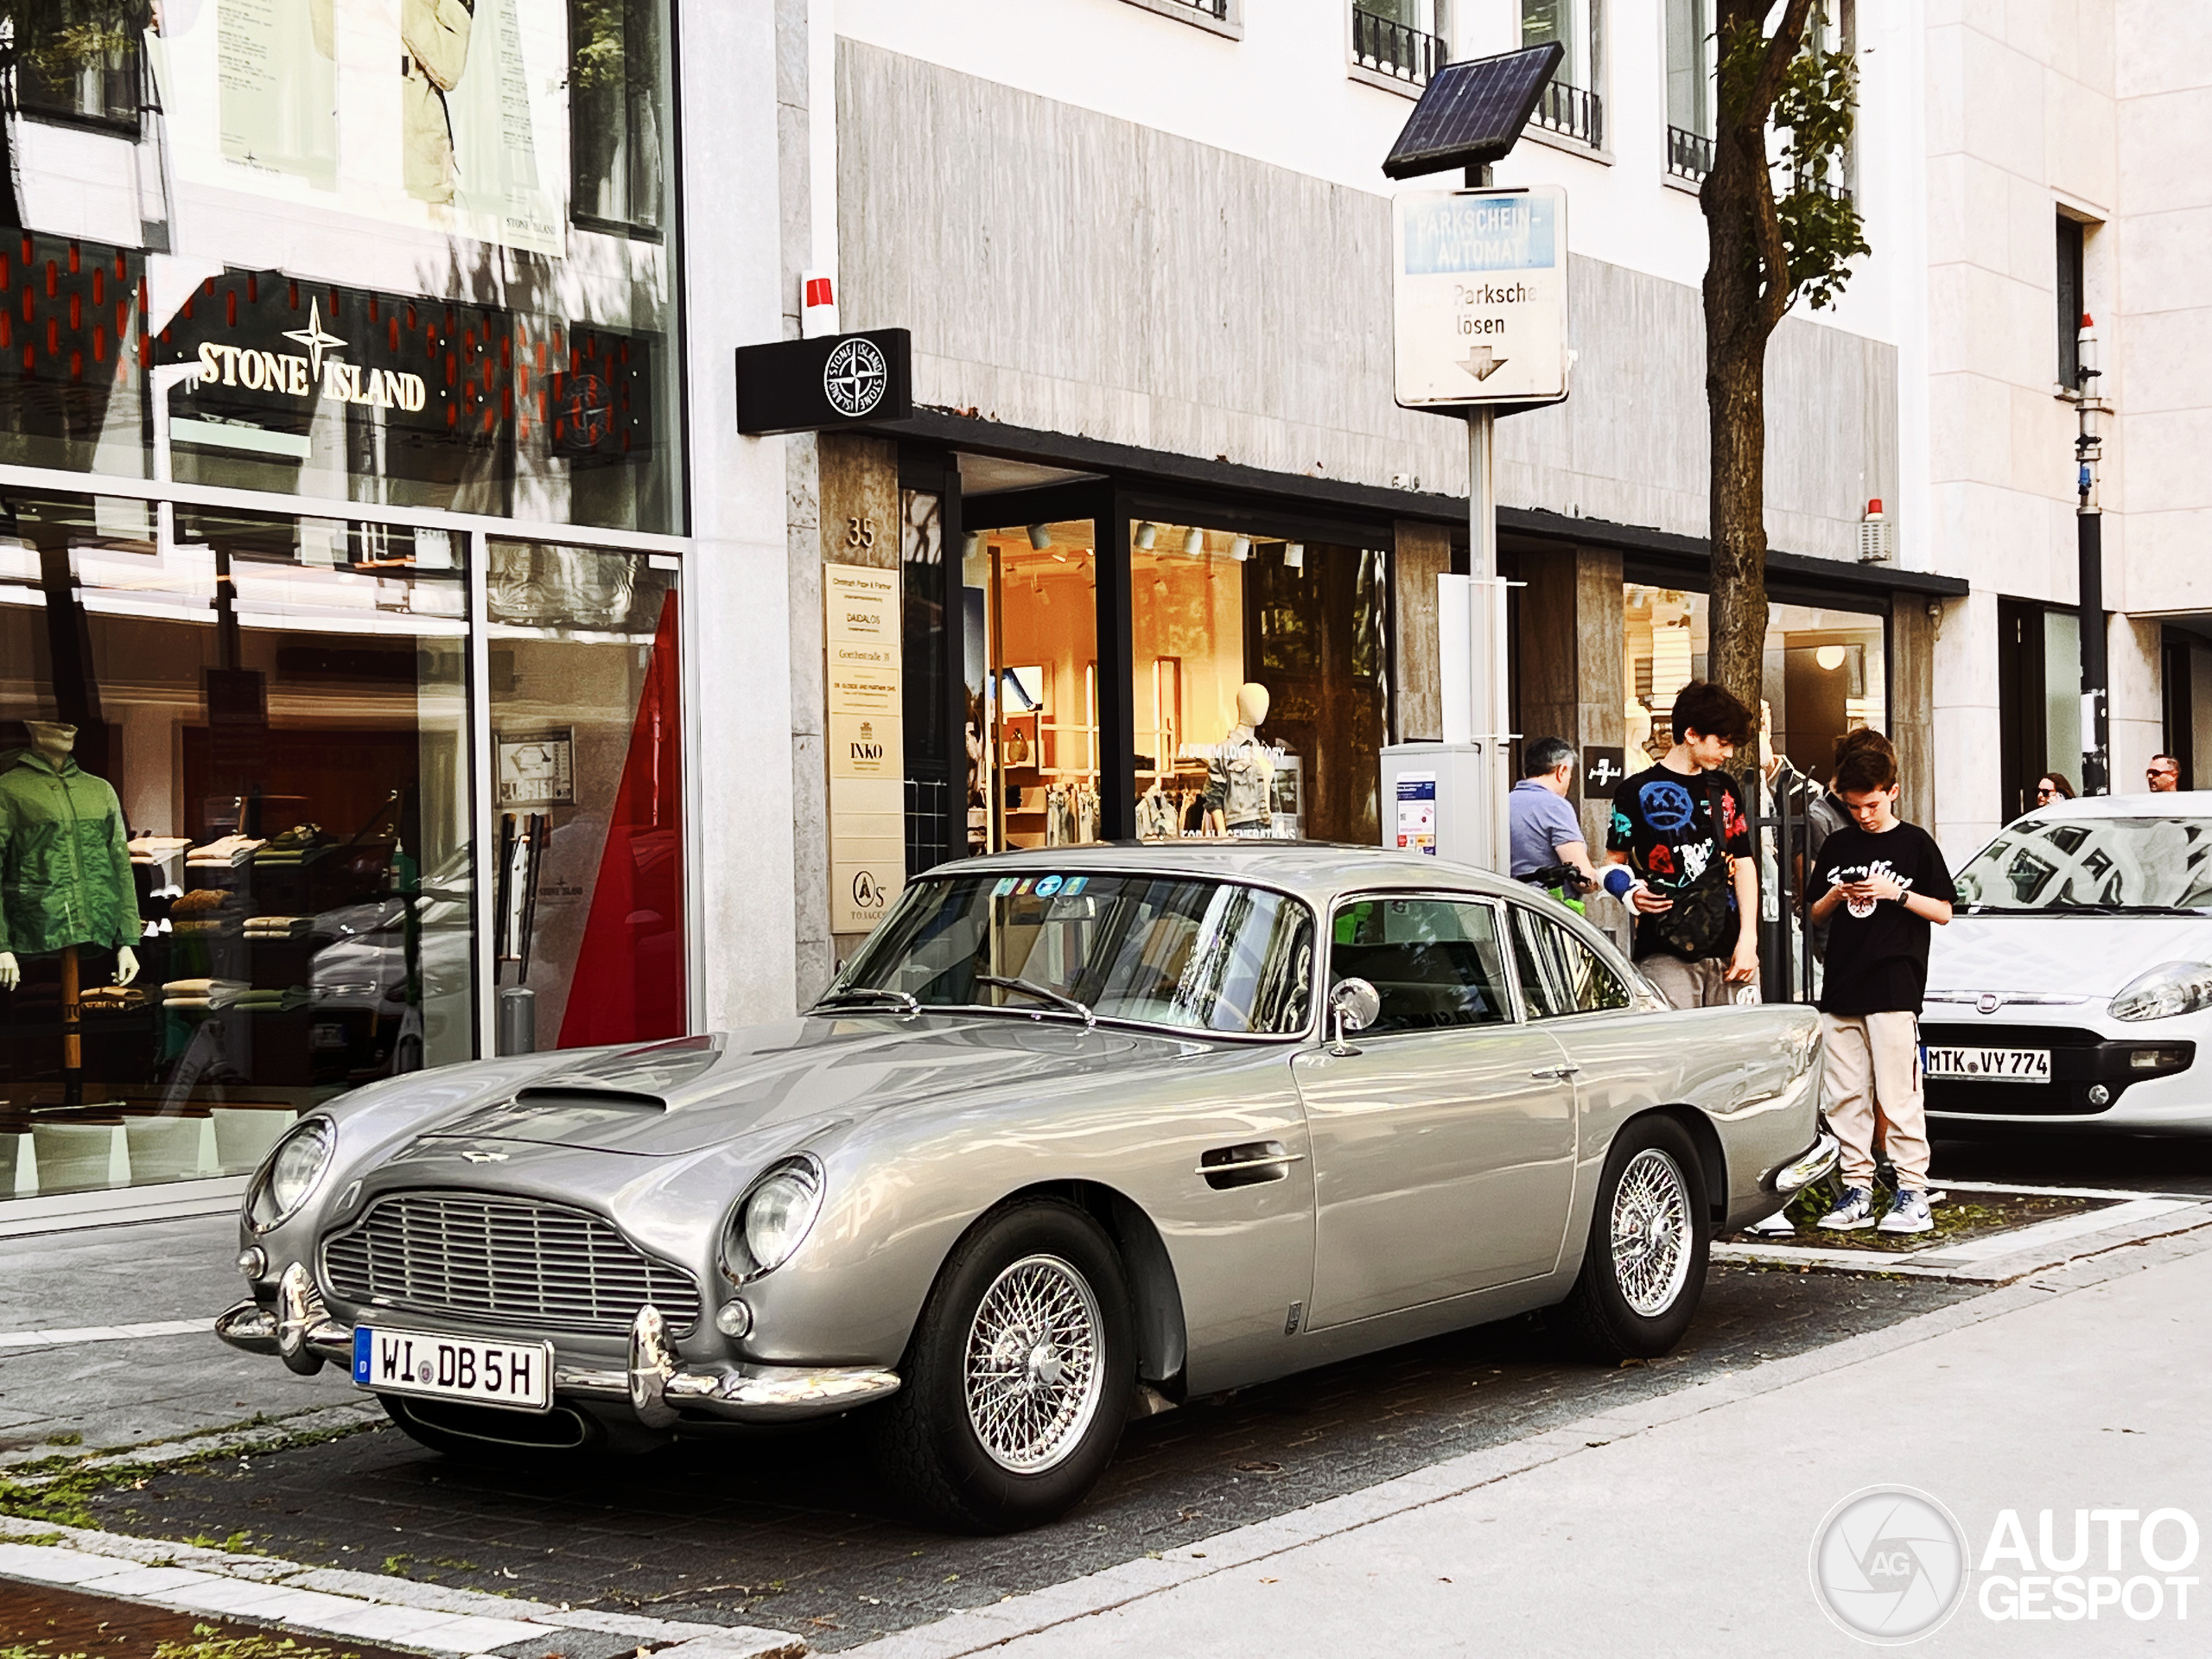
[0,746,138,957]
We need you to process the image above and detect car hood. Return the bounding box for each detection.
[413,1016,1166,1157]
[1929,914,2212,1001]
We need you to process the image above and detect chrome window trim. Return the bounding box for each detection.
[1498,896,1636,1022]
[1319,888,1529,1037]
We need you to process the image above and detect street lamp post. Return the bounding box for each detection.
[2075,315,2109,797]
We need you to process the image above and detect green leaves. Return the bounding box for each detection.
[1772,45,1869,311]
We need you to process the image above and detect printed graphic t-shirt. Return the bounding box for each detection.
[1607,763,1754,961]
[1808,819,1957,1016]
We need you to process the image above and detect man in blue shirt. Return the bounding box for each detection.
[1509,738,1598,893]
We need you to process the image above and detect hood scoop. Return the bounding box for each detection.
[429,1084,669,1151]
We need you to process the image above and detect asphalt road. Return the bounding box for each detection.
[79,1265,1980,1651]
[1935,1125,2212,1195]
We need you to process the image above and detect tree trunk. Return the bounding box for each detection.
[1700,0,1815,725]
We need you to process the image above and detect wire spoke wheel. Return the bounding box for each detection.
[1609,1147,1694,1317]
[962,1253,1105,1474]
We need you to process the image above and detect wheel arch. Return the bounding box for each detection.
[933,1180,1190,1400]
[1626,1103,1728,1223]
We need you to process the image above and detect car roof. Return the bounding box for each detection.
[2018,790,2212,821]
[912,841,1529,906]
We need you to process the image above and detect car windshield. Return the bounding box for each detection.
[825,871,1316,1036]
[1954,815,2212,912]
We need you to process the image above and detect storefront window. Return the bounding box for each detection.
[1623,584,1887,775]
[1135,526,1388,845]
[0,0,683,533]
[486,539,682,1049]
[963,521,1098,853]
[2,493,472,1200]
[10,0,147,133]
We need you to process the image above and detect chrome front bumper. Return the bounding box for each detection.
[214,1265,900,1427]
[1770,1130,1841,1194]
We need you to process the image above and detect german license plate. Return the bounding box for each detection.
[1923,1045,2051,1083]
[352,1325,553,1412]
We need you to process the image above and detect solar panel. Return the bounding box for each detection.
[1382,42,1565,181]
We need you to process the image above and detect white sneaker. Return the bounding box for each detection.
[1818,1185,1878,1230]
[1877,1189,1935,1236]
[1745,1211,1796,1236]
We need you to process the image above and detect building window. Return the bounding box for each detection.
[4,1,147,134]
[1664,0,1713,180]
[1523,0,1603,148]
[1996,599,2082,823]
[1353,1,1451,89]
[2056,213,2087,388]
[569,0,670,238]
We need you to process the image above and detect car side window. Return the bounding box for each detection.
[1510,905,1631,1019]
[1329,897,1515,1033]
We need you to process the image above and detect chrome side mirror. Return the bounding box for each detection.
[1327,976,1381,1055]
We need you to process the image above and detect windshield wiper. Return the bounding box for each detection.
[974,974,1096,1027]
[810,987,921,1016]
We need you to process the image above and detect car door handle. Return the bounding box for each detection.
[1529,1063,1582,1080]
[1198,1141,1305,1190]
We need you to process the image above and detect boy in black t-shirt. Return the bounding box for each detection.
[1805,732,1956,1236]
[1604,682,1759,1008]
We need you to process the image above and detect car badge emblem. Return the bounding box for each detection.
[461,1149,509,1163]
[1976,993,2001,1015]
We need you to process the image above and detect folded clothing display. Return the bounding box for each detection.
[79,985,151,1014]
[228,986,314,1012]
[243,915,313,937]
[187,835,264,868]
[173,918,228,936]
[253,823,331,867]
[162,976,249,1010]
[169,889,232,917]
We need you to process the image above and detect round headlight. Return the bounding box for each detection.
[247,1118,335,1233]
[2111,961,2212,1022]
[728,1160,823,1279]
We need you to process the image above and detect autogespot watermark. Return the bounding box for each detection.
[1810,1488,2203,1643]
[1810,1486,1971,1643]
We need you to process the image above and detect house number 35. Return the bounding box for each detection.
[845,516,877,549]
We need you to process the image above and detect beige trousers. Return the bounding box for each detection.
[1637,953,1738,1009]
[1821,1011,1929,1191]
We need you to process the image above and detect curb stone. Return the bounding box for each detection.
[0,1516,805,1659]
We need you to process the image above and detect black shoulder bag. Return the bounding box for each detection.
[1652,779,1736,962]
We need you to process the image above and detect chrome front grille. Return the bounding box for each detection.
[322,1192,700,1337]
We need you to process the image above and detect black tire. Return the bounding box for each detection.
[1554,1114,1710,1362]
[869,1198,1135,1533]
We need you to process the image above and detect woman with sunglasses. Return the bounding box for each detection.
[2035,772,2075,805]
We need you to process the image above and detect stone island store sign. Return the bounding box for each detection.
[735,328,912,436]
[191,299,429,411]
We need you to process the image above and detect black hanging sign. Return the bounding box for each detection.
[735,327,912,436]
[1583,746,1628,794]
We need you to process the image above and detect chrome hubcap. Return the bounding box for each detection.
[1611,1148,1694,1317]
[963,1253,1104,1473]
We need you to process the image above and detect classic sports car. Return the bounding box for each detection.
[1928,791,2212,1129]
[217,845,1834,1531]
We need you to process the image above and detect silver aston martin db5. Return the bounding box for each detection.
[217,844,1836,1531]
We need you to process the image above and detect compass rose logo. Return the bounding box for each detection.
[823,337,888,419]
[281,299,346,380]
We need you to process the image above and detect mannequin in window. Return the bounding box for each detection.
[1203,683,1278,837]
[0,721,141,990]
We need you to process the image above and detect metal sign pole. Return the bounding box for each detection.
[1468,405,1510,868]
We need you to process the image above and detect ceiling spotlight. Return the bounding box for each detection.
[963,531,982,560]
[1026,524,1052,550]
[1182,526,1205,556]
[1284,543,1306,569]
[1230,536,1251,561]
[1135,522,1158,550]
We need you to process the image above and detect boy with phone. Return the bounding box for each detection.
[1805,731,1956,1235]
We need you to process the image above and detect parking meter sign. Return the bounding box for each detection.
[1393,186,1568,408]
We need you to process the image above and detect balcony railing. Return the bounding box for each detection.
[1667,125,1713,182]
[1352,5,1446,88]
[1175,0,1231,16]
[1532,80,1604,149]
